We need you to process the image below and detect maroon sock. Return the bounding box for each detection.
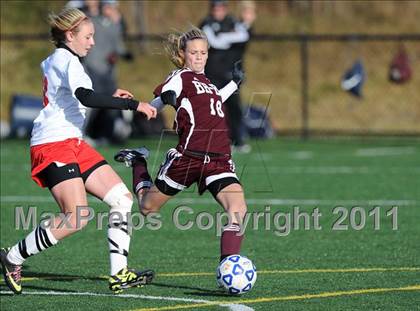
[220,223,244,262]
[132,160,152,194]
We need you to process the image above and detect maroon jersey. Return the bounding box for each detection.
[154,69,232,155]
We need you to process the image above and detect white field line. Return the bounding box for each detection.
[0,196,417,206]
[355,147,417,157]
[0,290,253,311]
[2,165,420,175]
[236,166,420,174]
[288,151,314,160]
[0,290,211,302]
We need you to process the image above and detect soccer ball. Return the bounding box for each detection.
[216,254,257,295]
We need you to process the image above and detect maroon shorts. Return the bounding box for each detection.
[31,138,106,188]
[155,148,239,196]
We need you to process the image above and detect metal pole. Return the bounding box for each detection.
[300,37,309,139]
[133,1,148,51]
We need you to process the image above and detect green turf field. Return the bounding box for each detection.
[1,137,419,310]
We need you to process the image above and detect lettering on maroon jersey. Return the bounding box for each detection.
[156,70,231,154]
[192,80,221,96]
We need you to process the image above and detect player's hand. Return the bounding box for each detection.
[232,60,245,87]
[137,102,157,120]
[113,89,134,99]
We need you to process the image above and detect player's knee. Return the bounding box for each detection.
[76,208,91,229]
[124,191,134,202]
[140,200,158,216]
[140,207,150,216]
[103,183,133,216]
[137,187,166,216]
[62,208,90,232]
[227,201,247,212]
[227,204,247,221]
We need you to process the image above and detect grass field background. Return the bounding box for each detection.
[1,137,419,310]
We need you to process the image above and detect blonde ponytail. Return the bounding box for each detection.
[49,8,88,47]
[164,27,208,69]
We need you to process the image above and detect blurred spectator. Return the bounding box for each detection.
[65,0,85,9]
[83,0,99,15]
[83,0,133,145]
[389,45,412,84]
[101,0,129,40]
[239,1,256,31]
[341,59,365,98]
[200,0,256,153]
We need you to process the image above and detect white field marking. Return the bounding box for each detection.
[274,166,372,174]
[289,151,314,160]
[0,196,417,206]
[133,284,420,311]
[10,266,420,282]
[222,304,254,311]
[239,166,376,174]
[250,153,272,161]
[355,147,418,157]
[0,196,417,207]
[0,290,253,311]
[0,290,211,302]
[127,165,420,175]
[3,164,420,175]
[257,166,419,174]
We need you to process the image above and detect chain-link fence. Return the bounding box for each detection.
[1,33,419,137]
[240,34,420,137]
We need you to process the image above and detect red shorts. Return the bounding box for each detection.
[30,138,106,188]
[156,148,239,195]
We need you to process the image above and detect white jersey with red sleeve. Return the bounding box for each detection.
[30,48,93,146]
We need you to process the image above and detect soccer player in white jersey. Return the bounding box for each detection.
[0,8,156,294]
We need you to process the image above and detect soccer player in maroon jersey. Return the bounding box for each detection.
[115,27,246,263]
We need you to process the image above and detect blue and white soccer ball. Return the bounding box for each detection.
[216,254,257,295]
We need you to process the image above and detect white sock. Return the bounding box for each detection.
[7,225,58,265]
[103,183,133,276]
[108,212,130,275]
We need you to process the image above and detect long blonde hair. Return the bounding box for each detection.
[48,8,89,47]
[164,27,208,68]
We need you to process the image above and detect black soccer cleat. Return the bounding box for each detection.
[0,248,22,294]
[114,147,150,167]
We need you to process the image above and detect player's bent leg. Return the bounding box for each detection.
[113,147,153,199]
[214,183,248,262]
[49,178,90,239]
[104,184,156,293]
[139,185,173,216]
[9,178,87,262]
[85,164,154,293]
[1,177,87,294]
[0,248,23,294]
[84,164,131,200]
[102,183,133,275]
[215,183,247,222]
[85,165,134,277]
